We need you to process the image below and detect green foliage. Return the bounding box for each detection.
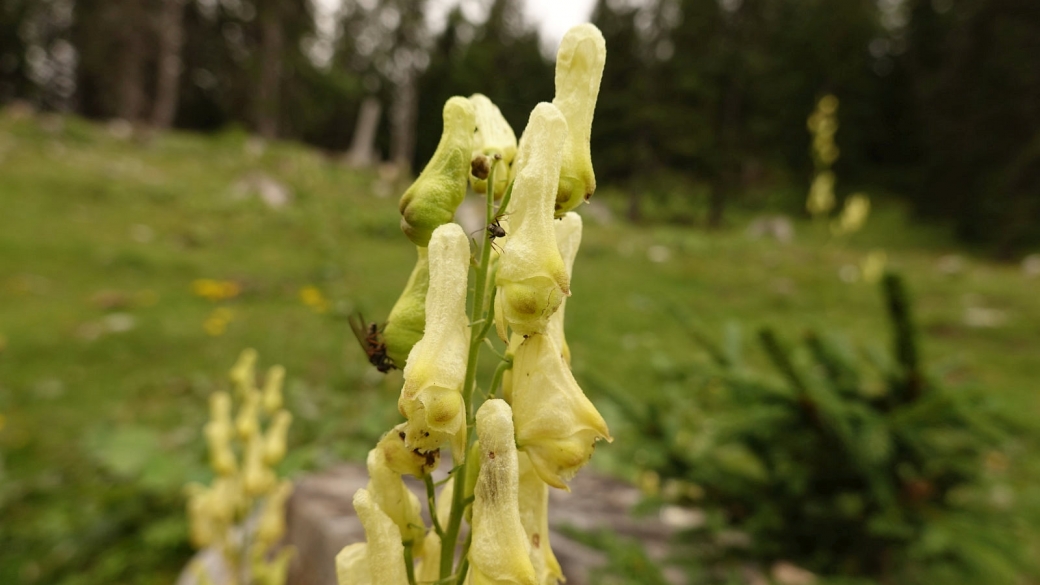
[598,273,1034,583]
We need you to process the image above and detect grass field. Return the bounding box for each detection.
[1,108,1038,584]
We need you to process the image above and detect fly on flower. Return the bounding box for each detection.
[348,312,397,373]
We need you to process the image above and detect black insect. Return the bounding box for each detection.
[348,312,396,373]
[487,216,507,242]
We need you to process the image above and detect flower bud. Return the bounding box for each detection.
[341,489,410,585]
[365,444,426,550]
[263,410,292,465]
[399,97,476,246]
[204,420,237,476]
[547,212,582,364]
[236,390,261,439]
[469,399,538,585]
[399,224,470,460]
[469,94,518,198]
[382,247,430,368]
[256,480,293,547]
[261,365,285,414]
[229,348,258,395]
[518,452,563,584]
[510,333,611,489]
[495,103,571,336]
[551,23,606,215]
[244,433,276,496]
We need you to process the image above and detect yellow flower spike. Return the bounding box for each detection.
[244,433,276,496]
[469,94,518,198]
[365,445,426,552]
[235,390,261,440]
[551,23,606,215]
[399,223,470,460]
[518,452,563,584]
[469,399,539,585]
[832,193,871,236]
[399,97,476,247]
[256,480,293,548]
[204,420,237,476]
[263,410,292,465]
[510,333,611,490]
[496,103,571,336]
[185,483,218,548]
[335,543,372,585]
[547,212,582,365]
[229,348,258,395]
[262,365,286,414]
[376,423,440,478]
[383,247,430,369]
[807,171,836,218]
[346,488,411,585]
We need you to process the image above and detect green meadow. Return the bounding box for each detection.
[1,110,1038,584]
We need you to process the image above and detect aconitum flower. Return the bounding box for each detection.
[469,399,538,585]
[495,103,571,338]
[518,452,564,584]
[398,223,470,459]
[547,212,582,364]
[383,247,430,368]
[335,489,409,585]
[551,24,606,215]
[510,333,611,489]
[469,93,518,198]
[399,97,476,246]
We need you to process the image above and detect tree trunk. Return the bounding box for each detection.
[345,97,382,167]
[255,1,283,139]
[112,0,149,122]
[150,0,187,128]
[390,72,418,170]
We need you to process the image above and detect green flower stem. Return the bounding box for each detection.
[488,358,512,399]
[424,475,445,538]
[403,540,417,585]
[454,529,474,585]
[439,164,500,580]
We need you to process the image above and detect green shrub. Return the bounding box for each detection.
[598,273,1033,583]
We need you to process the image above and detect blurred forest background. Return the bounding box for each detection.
[2,0,1039,254]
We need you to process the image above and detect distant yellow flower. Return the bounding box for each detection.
[861,249,888,284]
[806,171,836,218]
[203,307,234,336]
[832,193,871,236]
[192,279,241,301]
[299,286,329,313]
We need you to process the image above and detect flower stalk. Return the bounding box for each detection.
[338,24,611,585]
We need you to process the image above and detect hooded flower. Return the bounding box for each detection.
[399,223,470,459]
[518,452,564,584]
[470,94,518,198]
[547,212,582,364]
[495,103,571,338]
[469,399,538,585]
[399,97,476,246]
[383,247,430,368]
[376,422,440,478]
[510,333,611,489]
[365,440,426,552]
[335,489,409,585]
[551,23,606,216]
